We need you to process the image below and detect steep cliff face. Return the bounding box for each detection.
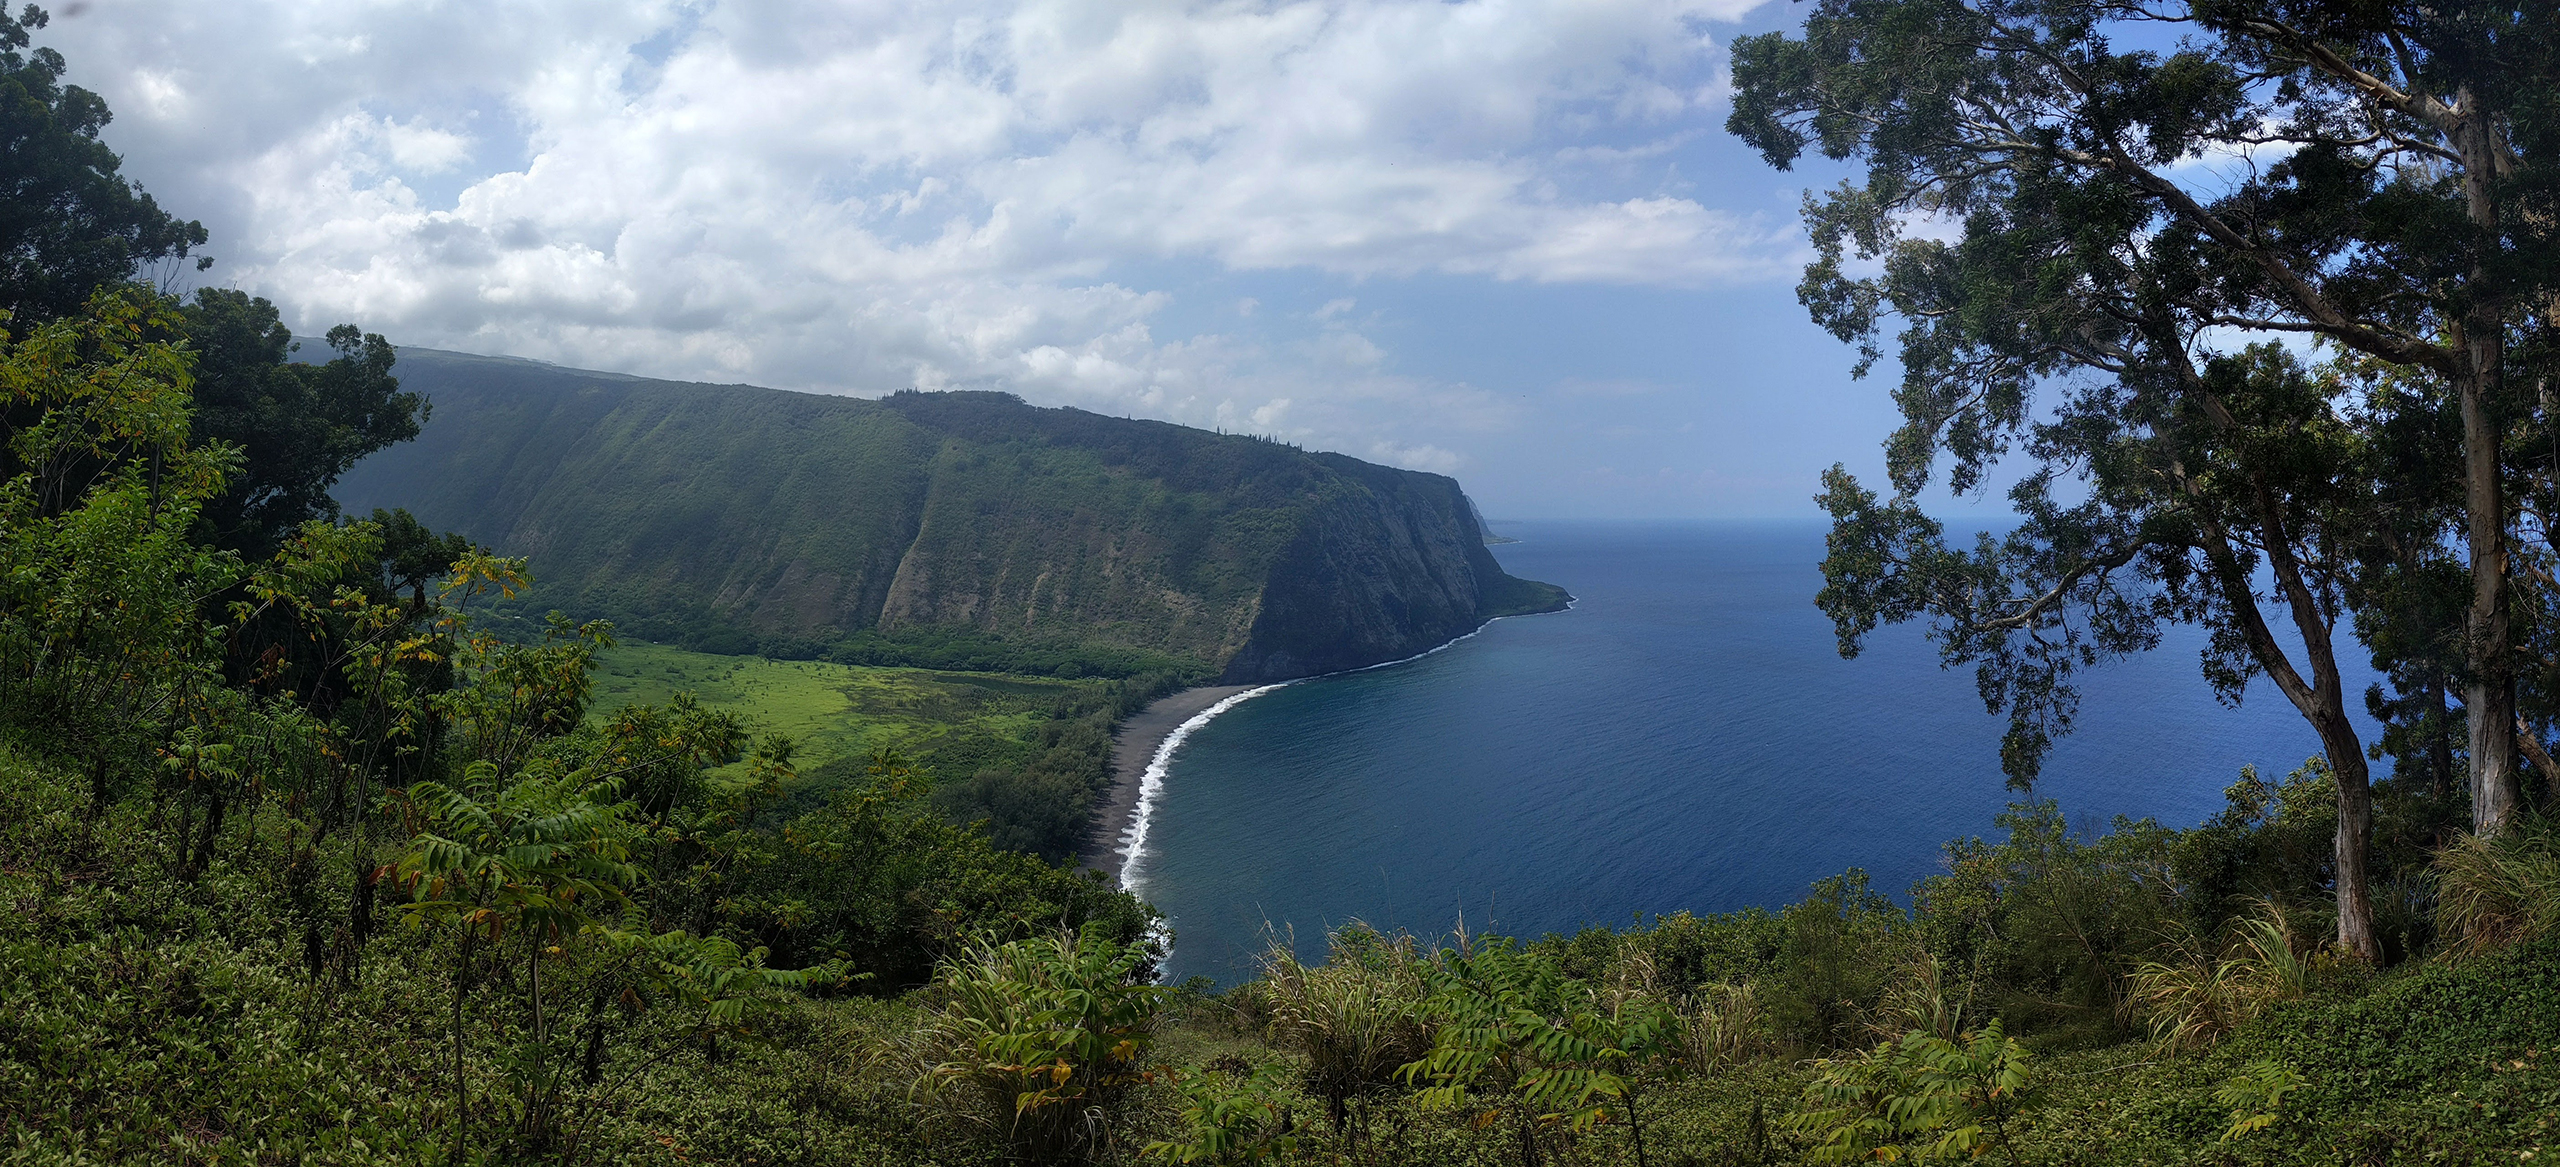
[1218,455,1515,681]
[334,350,1569,678]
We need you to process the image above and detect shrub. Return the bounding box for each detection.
[2435,818,2560,956]
[1915,801,2179,1033]
[1398,938,1690,1167]
[2128,901,2310,1053]
[2214,1058,2306,1143]
[1143,1061,1302,1165]
[1771,870,1911,1048]
[1786,1020,2038,1166]
[913,922,1166,1163]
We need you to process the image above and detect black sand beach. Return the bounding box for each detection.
[1078,685,1254,875]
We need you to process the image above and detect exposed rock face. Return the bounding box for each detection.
[334,349,1569,678]
[1218,455,1522,681]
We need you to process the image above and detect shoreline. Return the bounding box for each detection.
[1078,684,1259,876]
[1078,603,1581,885]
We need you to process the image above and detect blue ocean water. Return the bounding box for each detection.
[1137,520,2381,986]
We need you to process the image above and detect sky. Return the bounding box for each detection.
[49,0,1923,520]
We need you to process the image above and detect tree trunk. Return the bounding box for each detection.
[1626,1088,1650,1167]
[2430,672,2455,802]
[2455,85,2524,837]
[528,937,549,1151]
[2319,713,2381,964]
[2460,355,2520,834]
[2196,501,2380,962]
[192,791,226,877]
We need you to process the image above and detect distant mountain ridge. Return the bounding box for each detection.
[334,349,1570,681]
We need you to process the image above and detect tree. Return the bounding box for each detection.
[1729,0,2560,960]
[0,286,234,803]
[0,4,206,323]
[371,507,477,616]
[180,289,422,556]
[398,760,640,1163]
[0,11,416,559]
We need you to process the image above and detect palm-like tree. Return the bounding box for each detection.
[397,759,638,1162]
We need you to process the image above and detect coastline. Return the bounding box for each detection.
[1078,603,1582,885]
[1079,685,1257,876]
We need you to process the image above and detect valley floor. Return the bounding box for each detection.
[585,641,1104,782]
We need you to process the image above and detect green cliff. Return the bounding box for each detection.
[332,350,1569,679]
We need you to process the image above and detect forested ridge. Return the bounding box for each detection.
[7,2,2560,1165]
[331,350,1568,684]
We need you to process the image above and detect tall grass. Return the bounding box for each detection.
[1871,950,1966,1042]
[2128,901,2310,1052]
[2435,819,2560,956]
[1607,947,1771,1071]
[1254,926,1435,1137]
[1672,980,1771,1072]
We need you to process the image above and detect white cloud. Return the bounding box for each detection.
[1370,440,1464,474]
[49,0,1788,469]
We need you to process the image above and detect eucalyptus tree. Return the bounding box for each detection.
[1730,0,2560,959]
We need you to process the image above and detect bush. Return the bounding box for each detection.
[2128,901,2311,1053]
[1771,870,1911,1048]
[2434,818,2560,956]
[1786,1021,2038,1166]
[912,923,1166,1163]
[1916,801,2179,1035]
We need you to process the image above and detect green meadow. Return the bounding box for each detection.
[586,641,1105,780]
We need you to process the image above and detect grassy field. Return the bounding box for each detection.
[587,641,1105,780]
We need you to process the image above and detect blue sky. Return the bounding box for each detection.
[58,0,1942,520]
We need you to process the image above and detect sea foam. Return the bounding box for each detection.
[1113,612,1562,892]
[1116,684,1287,890]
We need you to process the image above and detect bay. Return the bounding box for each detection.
[1135,519,2381,986]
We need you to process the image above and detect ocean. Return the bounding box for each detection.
[1130,519,2381,986]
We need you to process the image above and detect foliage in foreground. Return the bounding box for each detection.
[0,282,1153,1164]
[911,925,1168,1163]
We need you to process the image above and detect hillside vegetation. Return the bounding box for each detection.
[11,701,2560,1165]
[586,642,1183,861]
[333,351,1567,682]
[3,286,2556,1167]
[10,3,2560,1163]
